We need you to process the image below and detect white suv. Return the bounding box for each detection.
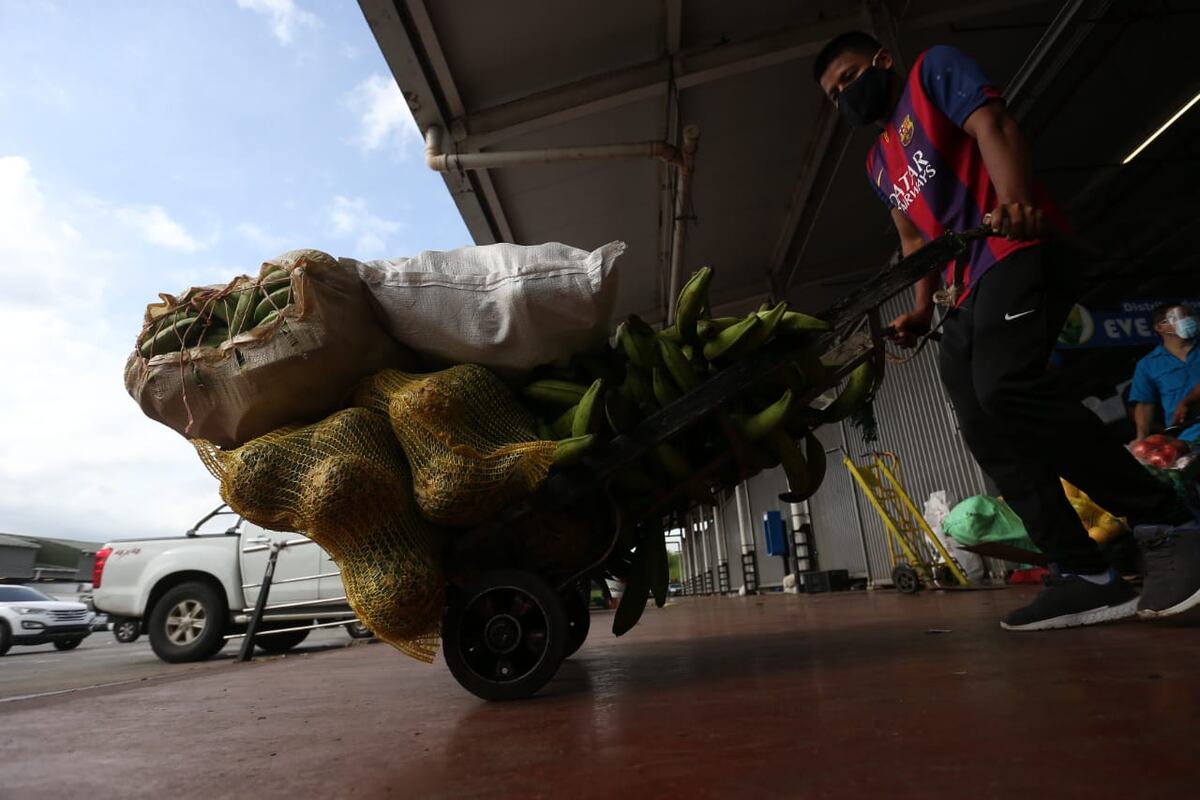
[0,584,95,655]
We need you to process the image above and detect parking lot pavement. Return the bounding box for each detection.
[0,626,368,701]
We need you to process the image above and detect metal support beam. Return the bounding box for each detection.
[1004,0,1114,121]
[454,13,864,150]
[357,0,505,244]
[774,0,904,297]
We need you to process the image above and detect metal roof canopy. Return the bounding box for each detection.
[360,0,1200,324]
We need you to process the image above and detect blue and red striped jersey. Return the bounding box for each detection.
[864,45,1060,302]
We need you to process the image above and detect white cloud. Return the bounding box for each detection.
[0,157,220,542]
[117,204,204,252]
[236,222,288,252]
[326,195,402,257]
[236,0,319,45]
[344,73,421,155]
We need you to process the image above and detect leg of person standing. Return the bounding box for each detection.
[935,243,1197,629]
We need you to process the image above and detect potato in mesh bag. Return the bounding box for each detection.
[355,366,557,527]
[193,407,443,662]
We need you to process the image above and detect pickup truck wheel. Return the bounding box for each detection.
[112,618,141,643]
[149,581,228,663]
[254,625,311,654]
[346,621,374,639]
[0,621,11,656]
[53,638,83,651]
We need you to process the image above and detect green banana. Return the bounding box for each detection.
[229,284,257,335]
[617,319,659,368]
[777,310,832,334]
[654,442,691,480]
[619,321,657,369]
[651,367,681,407]
[620,364,654,409]
[649,529,669,608]
[571,379,605,437]
[777,431,826,503]
[199,325,230,349]
[257,310,281,328]
[754,301,789,342]
[657,325,682,344]
[696,316,741,342]
[554,433,596,466]
[551,405,577,439]
[674,266,713,345]
[613,542,652,636]
[626,313,657,339]
[522,379,588,407]
[773,431,810,503]
[139,316,202,357]
[702,314,762,361]
[819,359,878,423]
[253,286,292,325]
[735,389,794,440]
[205,296,231,325]
[657,337,699,393]
[604,389,639,434]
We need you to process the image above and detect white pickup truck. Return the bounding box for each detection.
[93,505,369,663]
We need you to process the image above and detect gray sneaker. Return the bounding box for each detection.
[1001,567,1139,631]
[1135,523,1200,619]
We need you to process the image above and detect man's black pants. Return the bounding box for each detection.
[937,242,1189,574]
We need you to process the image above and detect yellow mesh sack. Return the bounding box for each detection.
[194,407,443,662]
[1061,478,1129,544]
[354,366,557,527]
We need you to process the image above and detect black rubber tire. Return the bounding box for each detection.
[561,586,591,658]
[149,581,229,663]
[113,618,141,644]
[254,625,310,654]
[892,563,922,594]
[346,620,374,639]
[443,569,568,701]
[53,638,83,651]
[0,621,11,656]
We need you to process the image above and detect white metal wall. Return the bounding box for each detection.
[808,292,992,583]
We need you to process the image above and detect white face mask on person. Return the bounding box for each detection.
[1167,308,1197,339]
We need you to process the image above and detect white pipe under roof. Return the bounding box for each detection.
[423,125,701,328]
[424,124,690,171]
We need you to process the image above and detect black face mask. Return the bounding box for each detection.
[838,65,892,127]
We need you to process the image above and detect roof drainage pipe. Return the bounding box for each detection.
[424,124,701,322]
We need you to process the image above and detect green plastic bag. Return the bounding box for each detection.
[943,495,1040,555]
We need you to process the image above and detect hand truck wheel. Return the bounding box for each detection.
[891,563,922,594]
[442,569,568,701]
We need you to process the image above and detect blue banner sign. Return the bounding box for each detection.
[1056,298,1200,349]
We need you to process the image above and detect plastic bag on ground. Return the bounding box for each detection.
[924,490,985,583]
[125,249,410,448]
[943,495,1040,555]
[351,241,624,374]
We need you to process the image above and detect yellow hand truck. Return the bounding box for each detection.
[842,451,969,592]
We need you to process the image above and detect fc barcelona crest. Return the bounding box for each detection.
[898,114,915,147]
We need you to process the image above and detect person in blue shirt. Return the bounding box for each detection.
[1130,303,1200,441]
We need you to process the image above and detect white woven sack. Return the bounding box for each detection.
[351,241,624,372]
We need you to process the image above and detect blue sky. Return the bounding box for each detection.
[0,0,470,541]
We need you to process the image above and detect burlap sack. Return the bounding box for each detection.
[125,249,410,448]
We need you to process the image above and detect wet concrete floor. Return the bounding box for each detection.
[4,588,1199,798]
